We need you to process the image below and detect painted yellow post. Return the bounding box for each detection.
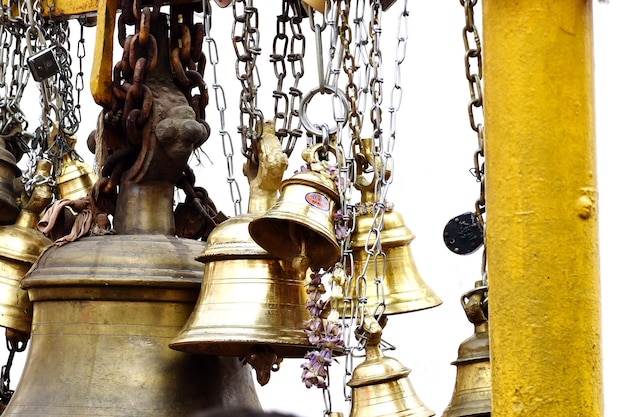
[482,1,603,416]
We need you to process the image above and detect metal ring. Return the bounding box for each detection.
[300,85,349,138]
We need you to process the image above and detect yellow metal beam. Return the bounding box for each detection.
[483,0,603,416]
[89,0,116,107]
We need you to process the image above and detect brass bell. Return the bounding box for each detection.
[249,145,341,269]
[347,315,434,417]
[349,137,441,315]
[55,152,97,200]
[169,212,313,385]
[0,160,53,335]
[0,138,22,225]
[442,283,491,417]
[171,126,313,386]
[349,207,442,315]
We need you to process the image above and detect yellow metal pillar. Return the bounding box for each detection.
[482,1,603,416]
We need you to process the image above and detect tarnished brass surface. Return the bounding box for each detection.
[347,317,434,417]
[441,321,491,417]
[0,139,21,225]
[115,182,176,235]
[0,161,53,334]
[249,169,341,269]
[56,153,97,201]
[350,209,441,315]
[3,234,261,417]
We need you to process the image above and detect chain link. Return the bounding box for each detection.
[271,0,305,157]
[204,0,242,215]
[461,0,487,287]
[232,0,263,163]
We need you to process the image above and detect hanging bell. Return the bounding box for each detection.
[249,144,341,269]
[442,283,491,417]
[55,152,97,200]
[349,137,441,315]
[171,125,314,386]
[2,181,263,416]
[169,212,313,385]
[348,207,442,315]
[0,138,22,225]
[347,315,434,417]
[0,160,53,335]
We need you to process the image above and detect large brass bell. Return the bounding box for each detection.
[2,181,262,416]
[347,316,434,417]
[349,207,442,315]
[0,160,53,335]
[249,144,341,269]
[0,137,22,225]
[442,283,491,417]
[171,126,313,386]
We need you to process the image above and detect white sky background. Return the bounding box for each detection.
[3,1,625,416]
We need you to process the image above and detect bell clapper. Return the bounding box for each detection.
[241,345,283,387]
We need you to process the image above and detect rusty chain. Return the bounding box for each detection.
[232,0,263,163]
[460,0,488,306]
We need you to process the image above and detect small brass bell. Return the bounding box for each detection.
[55,152,97,200]
[171,126,314,386]
[0,160,53,335]
[347,315,434,417]
[249,144,341,269]
[0,138,22,225]
[349,207,442,315]
[50,130,97,200]
[442,283,491,417]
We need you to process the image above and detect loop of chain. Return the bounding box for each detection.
[204,0,242,215]
[461,0,488,287]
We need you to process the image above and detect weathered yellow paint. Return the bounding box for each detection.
[89,0,116,107]
[482,0,603,416]
[40,0,98,19]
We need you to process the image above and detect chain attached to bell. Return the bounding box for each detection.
[442,2,491,415]
[442,282,491,417]
[347,314,434,417]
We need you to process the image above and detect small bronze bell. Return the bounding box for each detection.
[347,316,434,417]
[0,138,22,225]
[55,152,97,200]
[0,160,53,335]
[442,283,491,417]
[171,126,313,386]
[349,207,442,315]
[249,145,341,269]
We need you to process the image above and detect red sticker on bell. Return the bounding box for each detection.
[305,192,330,211]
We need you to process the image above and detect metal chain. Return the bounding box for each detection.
[461,0,488,288]
[204,0,242,216]
[232,0,263,163]
[271,0,305,157]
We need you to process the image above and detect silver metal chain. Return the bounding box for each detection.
[204,0,243,216]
